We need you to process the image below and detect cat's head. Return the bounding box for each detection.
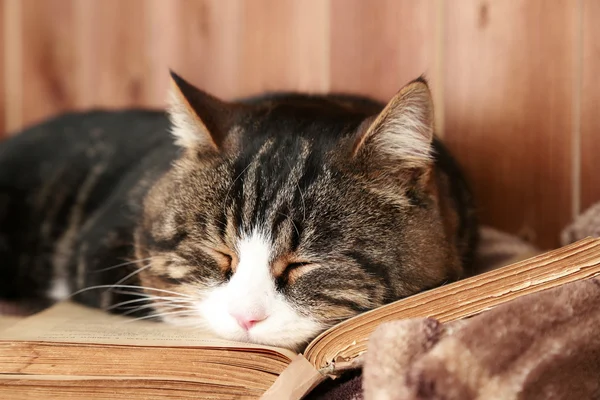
[134,72,462,350]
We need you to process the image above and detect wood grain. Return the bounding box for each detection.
[19,0,79,129]
[443,0,577,249]
[0,0,5,138]
[581,0,600,211]
[3,0,22,136]
[151,0,244,101]
[237,0,330,97]
[330,0,438,102]
[75,0,151,109]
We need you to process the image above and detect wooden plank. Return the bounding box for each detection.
[155,0,330,100]
[581,0,600,211]
[443,0,577,249]
[75,0,150,109]
[236,0,330,97]
[3,0,22,136]
[144,0,185,107]
[0,0,5,138]
[153,0,244,101]
[19,0,78,129]
[330,0,438,102]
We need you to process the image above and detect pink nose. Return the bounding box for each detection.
[231,312,267,331]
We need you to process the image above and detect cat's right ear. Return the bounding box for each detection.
[352,78,434,171]
[168,71,235,151]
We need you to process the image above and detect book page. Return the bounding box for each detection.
[0,302,295,359]
[0,374,263,399]
[261,355,326,400]
[304,237,600,370]
[0,314,24,332]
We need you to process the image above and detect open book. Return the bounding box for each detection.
[1,237,600,399]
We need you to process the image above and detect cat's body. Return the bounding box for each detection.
[0,74,477,349]
[0,110,178,307]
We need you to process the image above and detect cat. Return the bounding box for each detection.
[0,72,478,350]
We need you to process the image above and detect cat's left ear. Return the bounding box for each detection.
[168,71,235,151]
[353,77,434,170]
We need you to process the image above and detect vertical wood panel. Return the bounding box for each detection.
[163,0,243,100]
[444,0,576,249]
[76,0,151,109]
[0,0,5,138]
[144,0,180,106]
[237,0,330,96]
[330,0,437,102]
[142,0,240,102]
[581,0,600,211]
[3,0,22,135]
[20,0,78,128]
[143,0,236,105]
[147,0,330,101]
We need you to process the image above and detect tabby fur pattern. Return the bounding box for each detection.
[0,72,477,349]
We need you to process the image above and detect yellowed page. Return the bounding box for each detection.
[0,301,295,360]
[304,237,600,370]
[261,355,325,400]
[0,374,260,399]
[0,314,24,331]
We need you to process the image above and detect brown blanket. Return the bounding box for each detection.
[310,276,600,400]
[362,277,600,400]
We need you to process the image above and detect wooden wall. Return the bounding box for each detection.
[1,0,598,249]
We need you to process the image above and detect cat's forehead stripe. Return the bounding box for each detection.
[240,139,275,225]
[229,135,317,243]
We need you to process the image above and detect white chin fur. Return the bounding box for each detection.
[195,285,324,350]
[163,230,324,350]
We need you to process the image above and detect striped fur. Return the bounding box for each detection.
[0,73,477,350]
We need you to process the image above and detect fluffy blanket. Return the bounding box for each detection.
[310,276,600,400]
[363,277,600,400]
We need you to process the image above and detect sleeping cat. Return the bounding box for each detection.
[0,72,477,350]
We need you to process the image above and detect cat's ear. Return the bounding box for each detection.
[353,77,434,170]
[168,71,234,151]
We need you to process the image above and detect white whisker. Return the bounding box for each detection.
[121,302,196,316]
[71,284,195,299]
[110,289,158,298]
[90,257,155,273]
[107,295,193,311]
[110,262,154,288]
[277,212,300,238]
[124,310,196,323]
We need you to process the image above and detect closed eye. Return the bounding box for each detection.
[286,262,312,271]
[220,253,233,279]
[276,262,319,290]
[219,252,233,266]
[202,248,234,278]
